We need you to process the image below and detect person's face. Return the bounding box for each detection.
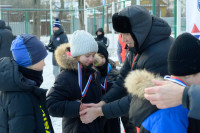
[97,31,102,35]
[94,53,106,66]
[53,27,59,32]
[79,52,96,66]
[27,59,46,71]
[121,33,134,47]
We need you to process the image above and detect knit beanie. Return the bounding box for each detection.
[70,30,98,57]
[53,18,61,28]
[97,41,108,61]
[11,34,48,67]
[168,33,200,76]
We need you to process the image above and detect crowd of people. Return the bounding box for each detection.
[0,5,200,133]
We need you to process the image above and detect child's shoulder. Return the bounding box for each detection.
[142,105,189,132]
[56,69,77,80]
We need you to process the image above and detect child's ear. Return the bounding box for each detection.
[94,54,103,66]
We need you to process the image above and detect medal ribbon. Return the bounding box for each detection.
[78,62,93,98]
[101,64,109,91]
[164,75,186,87]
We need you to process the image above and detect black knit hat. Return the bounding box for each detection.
[97,41,108,61]
[168,33,200,76]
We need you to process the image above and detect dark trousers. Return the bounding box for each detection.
[121,115,136,133]
[104,118,121,133]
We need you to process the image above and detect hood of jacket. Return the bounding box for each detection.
[125,70,161,126]
[0,57,38,92]
[96,28,104,36]
[114,6,171,53]
[125,69,162,99]
[55,43,80,70]
[0,20,6,29]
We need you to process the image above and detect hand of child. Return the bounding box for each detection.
[79,103,88,112]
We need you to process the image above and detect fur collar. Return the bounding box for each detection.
[124,70,162,99]
[55,43,79,70]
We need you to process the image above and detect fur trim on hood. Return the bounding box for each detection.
[55,43,78,70]
[124,70,162,99]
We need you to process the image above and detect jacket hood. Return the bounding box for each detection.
[113,5,171,53]
[0,57,36,92]
[124,69,162,99]
[0,20,6,29]
[126,70,160,127]
[55,43,79,70]
[96,28,104,36]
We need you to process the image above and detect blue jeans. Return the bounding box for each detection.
[53,65,60,78]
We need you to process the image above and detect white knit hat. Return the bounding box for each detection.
[70,30,98,57]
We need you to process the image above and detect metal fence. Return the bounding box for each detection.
[0,0,186,38]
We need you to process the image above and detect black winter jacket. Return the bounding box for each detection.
[0,20,14,58]
[47,28,68,65]
[46,44,104,133]
[101,5,173,120]
[0,57,54,133]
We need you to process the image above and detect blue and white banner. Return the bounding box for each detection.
[102,0,106,6]
[186,0,200,39]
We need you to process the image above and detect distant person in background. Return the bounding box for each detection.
[0,20,14,58]
[117,33,127,66]
[46,18,68,78]
[95,28,109,48]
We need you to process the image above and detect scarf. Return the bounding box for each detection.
[19,66,43,87]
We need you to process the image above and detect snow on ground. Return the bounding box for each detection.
[40,35,125,133]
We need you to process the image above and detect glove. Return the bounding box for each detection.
[46,43,55,52]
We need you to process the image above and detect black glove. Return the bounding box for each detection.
[46,43,55,52]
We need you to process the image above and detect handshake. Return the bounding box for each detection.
[79,101,106,124]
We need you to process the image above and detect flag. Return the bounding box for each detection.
[186,0,200,39]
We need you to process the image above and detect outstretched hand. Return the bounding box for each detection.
[144,80,184,109]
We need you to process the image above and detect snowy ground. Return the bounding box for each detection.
[40,35,125,133]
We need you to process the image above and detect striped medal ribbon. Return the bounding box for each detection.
[164,75,186,87]
[101,64,109,91]
[78,62,93,99]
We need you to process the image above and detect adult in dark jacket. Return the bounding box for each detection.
[0,34,54,133]
[79,5,173,129]
[46,18,68,78]
[0,20,14,58]
[46,30,104,133]
[95,28,109,48]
